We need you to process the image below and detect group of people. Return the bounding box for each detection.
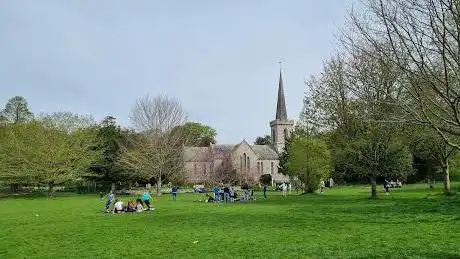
[195,184,259,203]
[101,190,154,213]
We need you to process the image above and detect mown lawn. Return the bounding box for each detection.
[0,183,459,258]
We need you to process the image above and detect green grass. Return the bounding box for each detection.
[0,184,459,259]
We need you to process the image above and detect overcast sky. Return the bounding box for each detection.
[0,0,357,143]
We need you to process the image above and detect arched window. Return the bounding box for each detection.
[271,162,274,174]
[284,129,288,140]
[247,157,250,172]
[272,128,276,142]
[243,153,247,172]
[257,162,260,174]
[261,162,264,173]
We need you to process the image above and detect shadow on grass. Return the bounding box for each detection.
[0,191,79,200]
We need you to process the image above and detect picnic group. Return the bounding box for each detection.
[101,189,158,214]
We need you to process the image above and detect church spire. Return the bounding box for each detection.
[275,68,288,121]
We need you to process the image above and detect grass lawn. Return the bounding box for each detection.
[0,183,459,259]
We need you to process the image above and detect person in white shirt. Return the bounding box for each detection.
[113,199,124,213]
[135,199,144,212]
[282,183,287,197]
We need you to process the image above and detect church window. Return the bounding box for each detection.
[261,162,264,173]
[257,162,260,174]
[243,153,247,172]
[284,128,288,140]
[272,128,276,142]
[247,157,250,172]
[271,162,274,174]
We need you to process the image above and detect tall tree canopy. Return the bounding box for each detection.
[0,121,100,197]
[1,96,33,123]
[254,135,271,145]
[171,122,216,147]
[287,135,331,193]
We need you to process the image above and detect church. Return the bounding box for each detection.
[183,70,294,185]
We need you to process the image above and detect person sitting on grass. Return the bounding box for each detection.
[125,200,135,212]
[206,194,215,203]
[135,199,144,212]
[112,199,125,213]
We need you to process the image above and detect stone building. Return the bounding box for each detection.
[183,70,294,185]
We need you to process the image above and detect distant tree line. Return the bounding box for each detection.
[0,95,217,197]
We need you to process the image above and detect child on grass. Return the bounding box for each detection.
[105,191,114,212]
[142,189,153,210]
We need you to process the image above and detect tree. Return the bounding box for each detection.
[349,125,413,199]
[287,136,331,193]
[93,116,133,191]
[39,112,95,132]
[2,96,33,123]
[0,121,100,197]
[171,122,216,147]
[348,0,460,151]
[408,126,456,193]
[254,135,271,145]
[119,94,188,195]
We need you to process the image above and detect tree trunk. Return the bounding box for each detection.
[111,182,116,192]
[156,173,162,196]
[9,183,19,193]
[442,159,450,194]
[370,176,377,199]
[48,182,55,198]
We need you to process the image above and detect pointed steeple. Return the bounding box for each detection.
[275,69,288,120]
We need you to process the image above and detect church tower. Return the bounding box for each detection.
[270,69,294,153]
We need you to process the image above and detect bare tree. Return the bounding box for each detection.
[119,94,188,195]
[346,0,460,193]
[129,94,187,133]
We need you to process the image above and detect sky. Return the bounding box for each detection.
[0,0,358,144]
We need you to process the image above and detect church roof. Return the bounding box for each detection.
[211,144,234,159]
[251,145,279,160]
[183,147,210,162]
[276,69,288,121]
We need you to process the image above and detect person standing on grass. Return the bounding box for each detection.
[282,183,287,197]
[229,187,235,202]
[213,186,220,202]
[105,191,114,212]
[320,180,325,194]
[142,189,153,210]
[171,185,178,201]
[263,184,268,200]
[223,186,230,203]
